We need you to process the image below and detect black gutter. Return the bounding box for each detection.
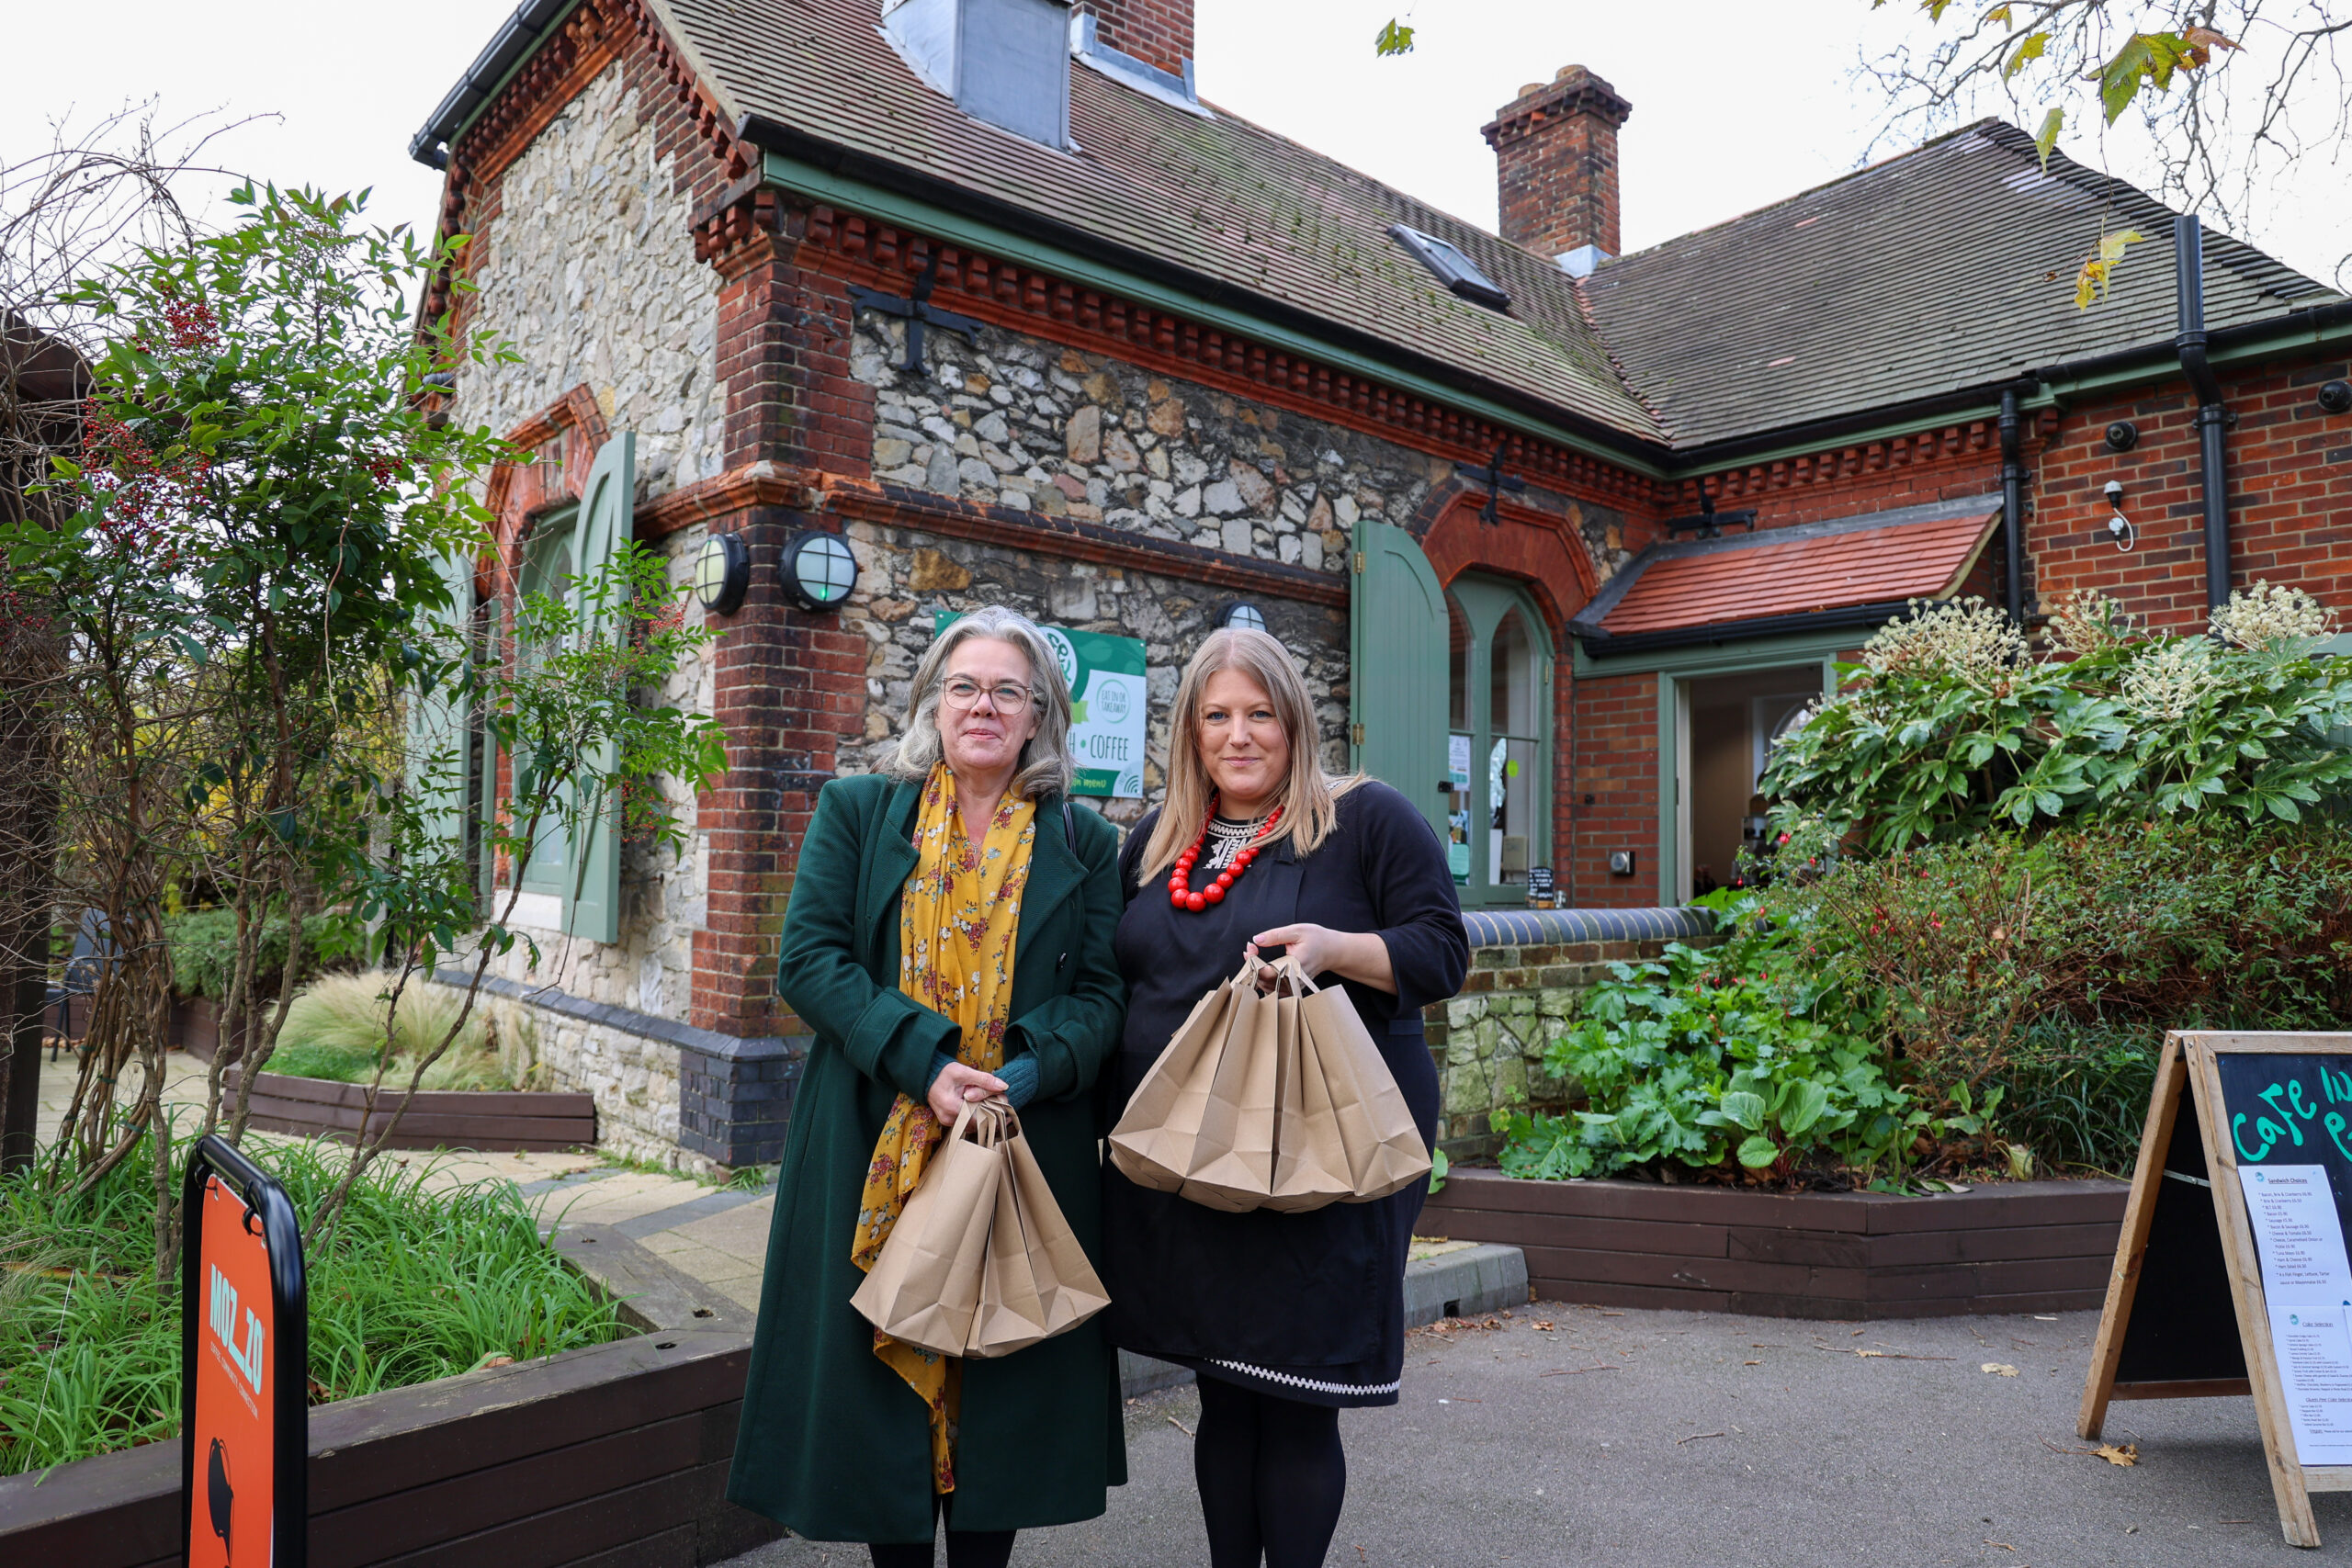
[1998,387,2027,626]
[2031,295,2352,397]
[1575,599,1916,659]
[732,111,1673,470]
[407,0,576,170]
[2173,214,2233,614]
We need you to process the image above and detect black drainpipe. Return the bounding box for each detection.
[2173,213,2232,613]
[1998,387,2026,626]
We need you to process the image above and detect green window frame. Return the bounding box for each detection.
[512,503,580,899]
[1446,575,1555,908]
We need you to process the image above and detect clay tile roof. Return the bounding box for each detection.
[648,0,1668,443]
[1583,495,2001,637]
[1583,120,2340,448]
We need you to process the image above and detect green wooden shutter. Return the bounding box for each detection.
[407,542,475,857]
[1350,520,1451,842]
[566,432,633,946]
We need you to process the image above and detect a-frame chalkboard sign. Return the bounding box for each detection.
[2080,1032,2352,1548]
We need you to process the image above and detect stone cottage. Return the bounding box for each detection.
[404,0,2352,1169]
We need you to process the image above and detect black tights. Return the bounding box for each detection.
[865,1496,1014,1568]
[1193,1377,1348,1568]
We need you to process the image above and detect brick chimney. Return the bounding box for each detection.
[1074,0,1193,80]
[1482,65,1633,275]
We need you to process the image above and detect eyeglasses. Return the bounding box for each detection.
[941,676,1036,712]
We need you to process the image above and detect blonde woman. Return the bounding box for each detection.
[1101,626,1467,1568]
[730,606,1127,1566]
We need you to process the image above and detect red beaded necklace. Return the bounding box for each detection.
[1168,799,1284,912]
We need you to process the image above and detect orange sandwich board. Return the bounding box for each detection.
[181,1134,307,1568]
[2081,1032,2352,1548]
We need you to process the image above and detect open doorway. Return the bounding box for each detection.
[1680,666,1820,899]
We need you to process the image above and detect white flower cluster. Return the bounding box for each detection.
[2047,589,2136,655]
[1862,597,2026,682]
[2120,637,2221,722]
[2211,581,2336,652]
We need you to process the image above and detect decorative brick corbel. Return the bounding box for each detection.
[693,179,796,280]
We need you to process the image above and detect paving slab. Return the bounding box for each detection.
[712,1302,2352,1568]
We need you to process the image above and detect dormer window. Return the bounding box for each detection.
[1387,224,1510,311]
[884,0,1073,149]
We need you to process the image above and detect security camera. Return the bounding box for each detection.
[2103,480,2125,503]
[2102,481,2134,551]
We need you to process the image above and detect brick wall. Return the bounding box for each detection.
[2033,358,2352,631]
[1079,0,1193,75]
[1569,670,1658,906]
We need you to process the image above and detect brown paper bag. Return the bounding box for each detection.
[849,1099,1007,1356]
[974,1114,1111,1354]
[1263,963,1356,1213]
[1176,976,1284,1211]
[1298,976,1431,1202]
[968,1116,1053,1357]
[1107,955,1254,1193]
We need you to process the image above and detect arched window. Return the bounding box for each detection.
[1442,576,1555,905]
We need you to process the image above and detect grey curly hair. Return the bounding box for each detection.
[887,604,1075,799]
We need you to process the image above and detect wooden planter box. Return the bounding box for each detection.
[173,994,247,1065]
[1425,1167,2130,1320]
[225,1066,595,1154]
[0,1330,779,1568]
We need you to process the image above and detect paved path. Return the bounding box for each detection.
[714,1303,2352,1568]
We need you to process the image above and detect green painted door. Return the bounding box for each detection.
[1350,520,1450,842]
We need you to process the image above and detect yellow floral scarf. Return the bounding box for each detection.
[852,762,1036,1494]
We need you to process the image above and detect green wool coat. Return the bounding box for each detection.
[726,773,1129,1543]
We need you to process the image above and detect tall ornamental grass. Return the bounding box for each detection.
[0,1134,627,1476]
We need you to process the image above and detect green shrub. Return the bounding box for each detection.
[268,973,540,1092]
[0,1131,627,1474]
[164,907,364,1001]
[1493,897,1950,1184]
[1762,585,2352,854]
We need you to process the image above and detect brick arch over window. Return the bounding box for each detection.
[479,384,613,599]
[1417,489,1599,635]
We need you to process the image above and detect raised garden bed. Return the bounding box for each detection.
[224,1066,595,1154]
[172,994,247,1064]
[0,1328,779,1568]
[1425,1167,2129,1320]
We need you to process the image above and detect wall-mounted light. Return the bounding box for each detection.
[2103,421,2138,453]
[2102,479,2136,553]
[2321,381,2352,416]
[1216,601,1268,635]
[781,530,856,613]
[694,532,751,615]
[1607,849,1637,877]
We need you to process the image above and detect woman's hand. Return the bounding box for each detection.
[928,1062,1008,1123]
[1249,923,1396,995]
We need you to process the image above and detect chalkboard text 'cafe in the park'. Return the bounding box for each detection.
[400,0,2352,1171]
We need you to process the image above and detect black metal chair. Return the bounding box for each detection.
[43,914,107,1063]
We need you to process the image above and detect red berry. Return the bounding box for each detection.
[1204,885,1226,904]
[1185,892,1206,912]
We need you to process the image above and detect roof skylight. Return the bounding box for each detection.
[1387,224,1510,311]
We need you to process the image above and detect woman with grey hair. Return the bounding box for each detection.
[729,605,1129,1566]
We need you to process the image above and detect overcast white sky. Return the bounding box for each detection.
[6,0,2345,287]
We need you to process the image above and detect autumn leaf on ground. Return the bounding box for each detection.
[2097,1442,2139,1466]
[1981,1361,2021,1376]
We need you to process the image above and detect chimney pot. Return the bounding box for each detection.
[1482,63,1631,265]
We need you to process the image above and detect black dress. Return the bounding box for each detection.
[1100,781,1469,1406]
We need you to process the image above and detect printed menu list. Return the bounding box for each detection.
[2244,1166,2352,1465]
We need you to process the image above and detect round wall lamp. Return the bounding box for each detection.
[694,532,751,615]
[782,530,857,614]
[2104,421,2139,453]
[1216,600,1269,635]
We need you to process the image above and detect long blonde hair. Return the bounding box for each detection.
[1137,627,1363,886]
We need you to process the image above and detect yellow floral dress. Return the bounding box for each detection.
[851,762,1035,1494]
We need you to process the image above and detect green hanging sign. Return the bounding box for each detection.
[933,614,1148,798]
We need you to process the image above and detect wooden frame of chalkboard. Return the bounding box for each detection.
[2079,1031,2352,1548]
